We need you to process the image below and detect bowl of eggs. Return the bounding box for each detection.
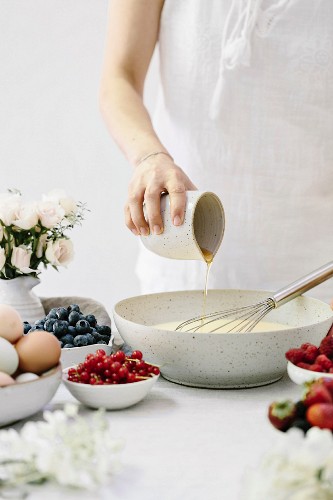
[0,304,62,427]
[113,290,333,388]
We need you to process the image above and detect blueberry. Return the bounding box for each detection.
[75,320,91,334]
[56,307,68,320]
[96,325,111,336]
[67,304,80,313]
[96,340,107,345]
[79,314,86,320]
[60,334,74,345]
[68,311,80,326]
[29,325,44,332]
[295,401,307,419]
[44,318,56,332]
[101,335,111,344]
[85,333,95,345]
[23,322,31,334]
[73,335,88,347]
[67,325,77,336]
[90,329,102,340]
[34,319,45,326]
[63,343,74,348]
[53,320,68,338]
[85,314,97,327]
[47,308,58,319]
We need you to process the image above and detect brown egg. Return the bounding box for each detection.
[0,371,15,387]
[15,330,61,374]
[0,304,23,343]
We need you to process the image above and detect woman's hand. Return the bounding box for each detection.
[125,155,197,236]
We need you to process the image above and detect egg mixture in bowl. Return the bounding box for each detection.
[113,289,333,388]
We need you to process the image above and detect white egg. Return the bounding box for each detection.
[0,337,19,375]
[15,372,39,383]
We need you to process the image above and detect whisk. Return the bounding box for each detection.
[176,261,333,333]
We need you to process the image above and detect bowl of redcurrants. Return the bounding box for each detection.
[286,331,333,385]
[62,349,160,410]
[24,304,113,369]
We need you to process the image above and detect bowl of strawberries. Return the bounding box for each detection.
[62,348,160,410]
[268,377,333,433]
[286,325,333,385]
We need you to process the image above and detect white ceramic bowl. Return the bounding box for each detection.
[287,361,333,385]
[62,367,159,410]
[113,289,333,389]
[0,364,62,427]
[61,336,114,369]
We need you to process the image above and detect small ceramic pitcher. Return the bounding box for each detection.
[141,191,225,261]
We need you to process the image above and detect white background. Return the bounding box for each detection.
[0,0,158,313]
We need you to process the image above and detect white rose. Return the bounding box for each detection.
[45,238,74,267]
[0,248,5,270]
[0,225,3,242]
[12,203,38,230]
[11,245,34,273]
[36,234,48,259]
[0,195,21,226]
[37,200,65,229]
[43,189,78,216]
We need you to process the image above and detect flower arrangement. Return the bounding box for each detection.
[0,189,87,279]
[242,427,333,500]
[0,404,123,491]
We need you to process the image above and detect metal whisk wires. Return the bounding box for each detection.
[176,261,333,334]
[176,298,276,333]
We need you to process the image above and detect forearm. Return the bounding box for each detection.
[99,74,168,167]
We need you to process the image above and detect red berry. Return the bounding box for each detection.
[301,343,313,350]
[118,366,129,379]
[303,380,333,407]
[319,336,333,359]
[131,350,143,360]
[114,351,126,363]
[285,348,305,365]
[90,377,97,385]
[303,345,319,364]
[268,400,297,431]
[110,362,122,373]
[95,349,106,357]
[152,367,160,376]
[309,364,324,372]
[315,354,333,371]
[306,403,333,429]
[127,373,136,383]
[296,362,311,370]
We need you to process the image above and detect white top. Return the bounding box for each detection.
[137,0,333,303]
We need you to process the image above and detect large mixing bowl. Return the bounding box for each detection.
[113,290,333,388]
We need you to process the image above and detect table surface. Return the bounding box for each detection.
[15,366,302,500]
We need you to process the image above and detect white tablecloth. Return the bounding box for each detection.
[15,369,302,500]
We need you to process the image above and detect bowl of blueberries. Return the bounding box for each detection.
[24,303,113,368]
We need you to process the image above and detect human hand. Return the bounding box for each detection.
[125,155,197,236]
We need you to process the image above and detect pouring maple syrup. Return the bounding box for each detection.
[200,247,214,328]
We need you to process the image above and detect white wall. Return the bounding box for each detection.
[0,0,157,313]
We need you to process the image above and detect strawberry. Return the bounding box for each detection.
[285,348,305,365]
[315,354,333,371]
[303,380,333,407]
[306,403,333,430]
[321,377,333,395]
[268,400,296,431]
[319,336,333,359]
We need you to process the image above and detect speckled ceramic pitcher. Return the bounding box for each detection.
[141,191,225,261]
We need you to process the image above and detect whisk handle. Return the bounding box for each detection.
[271,261,333,308]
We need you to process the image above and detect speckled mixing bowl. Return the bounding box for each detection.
[113,290,333,388]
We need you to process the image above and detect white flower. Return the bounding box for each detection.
[45,238,74,267]
[0,404,123,490]
[11,245,35,274]
[241,428,333,500]
[0,225,3,242]
[36,234,48,259]
[12,203,38,230]
[0,248,5,270]
[0,193,21,226]
[37,200,65,229]
[43,189,78,216]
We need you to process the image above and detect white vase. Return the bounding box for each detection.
[0,276,45,324]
